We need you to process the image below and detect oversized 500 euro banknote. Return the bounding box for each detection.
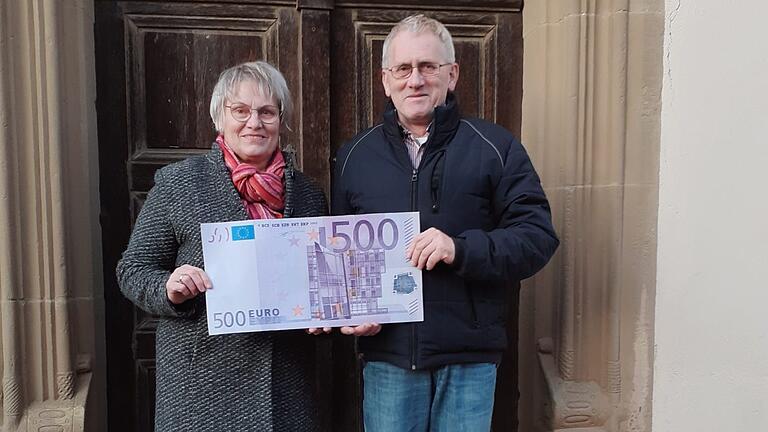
[201,212,423,335]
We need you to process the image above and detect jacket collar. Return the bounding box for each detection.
[382,92,461,155]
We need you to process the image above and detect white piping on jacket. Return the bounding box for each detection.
[460,119,504,168]
[340,124,383,177]
[341,120,505,176]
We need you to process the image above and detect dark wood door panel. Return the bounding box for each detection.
[122,4,297,195]
[125,13,279,153]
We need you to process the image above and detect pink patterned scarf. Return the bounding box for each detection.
[216,135,285,219]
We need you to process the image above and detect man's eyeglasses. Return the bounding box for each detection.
[225,104,280,124]
[384,62,453,80]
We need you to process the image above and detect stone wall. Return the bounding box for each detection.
[0,1,105,430]
[520,1,664,431]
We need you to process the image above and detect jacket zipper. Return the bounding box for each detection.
[410,168,418,370]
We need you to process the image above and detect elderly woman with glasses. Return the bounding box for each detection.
[117,61,326,432]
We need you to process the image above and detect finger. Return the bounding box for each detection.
[199,269,213,289]
[177,264,197,275]
[307,327,332,335]
[406,231,430,259]
[358,323,380,336]
[184,266,212,289]
[410,232,438,266]
[406,235,424,259]
[410,241,427,267]
[416,243,437,270]
[417,228,436,240]
[173,276,195,296]
[341,325,369,336]
[407,238,419,263]
[167,271,183,289]
[185,271,207,294]
[425,249,443,270]
[362,323,381,336]
[173,284,192,298]
[178,274,201,297]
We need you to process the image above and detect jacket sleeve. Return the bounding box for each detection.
[116,169,197,317]
[451,140,559,282]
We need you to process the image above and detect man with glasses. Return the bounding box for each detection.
[333,14,559,431]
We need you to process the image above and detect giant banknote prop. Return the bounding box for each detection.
[201,212,423,335]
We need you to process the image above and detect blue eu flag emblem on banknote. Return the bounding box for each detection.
[231,225,255,241]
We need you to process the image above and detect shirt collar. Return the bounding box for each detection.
[398,121,432,142]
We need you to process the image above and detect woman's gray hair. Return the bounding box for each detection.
[209,61,293,132]
[381,14,455,68]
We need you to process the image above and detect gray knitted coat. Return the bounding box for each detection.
[117,145,327,432]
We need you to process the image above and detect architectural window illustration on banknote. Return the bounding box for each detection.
[307,242,419,321]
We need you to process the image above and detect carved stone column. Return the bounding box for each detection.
[0,0,104,430]
[519,1,663,431]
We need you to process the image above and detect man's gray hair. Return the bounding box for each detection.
[381,14,455,68]
[209,61,293,132]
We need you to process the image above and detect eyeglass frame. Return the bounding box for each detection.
[224,103,282,124]
[383,62,454,80]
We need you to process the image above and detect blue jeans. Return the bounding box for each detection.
[363,361,498,432]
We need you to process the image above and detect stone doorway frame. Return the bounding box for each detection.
[520,1,663,431]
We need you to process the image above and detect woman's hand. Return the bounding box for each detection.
[306,327,332,335]
[166,265,212,305]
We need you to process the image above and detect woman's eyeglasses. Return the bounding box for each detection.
[225,104,280,124]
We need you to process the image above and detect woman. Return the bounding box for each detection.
[117,61,326,431]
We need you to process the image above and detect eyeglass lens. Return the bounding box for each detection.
[390,62,444,79]
[228,104,279,123]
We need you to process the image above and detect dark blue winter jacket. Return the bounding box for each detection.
[332,94,559,369]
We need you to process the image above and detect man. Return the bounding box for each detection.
[333,14,559,431]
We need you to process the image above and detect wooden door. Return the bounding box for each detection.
[95,1,522,431]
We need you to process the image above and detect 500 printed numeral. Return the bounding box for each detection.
[318,218,399,252]
[212,311,246,328]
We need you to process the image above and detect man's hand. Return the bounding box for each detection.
[166,264,212,305]
[406,227,456,270]
[340,323,381,336]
